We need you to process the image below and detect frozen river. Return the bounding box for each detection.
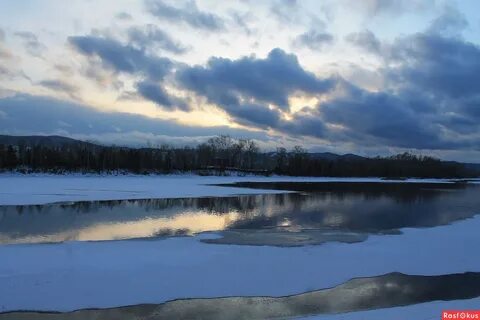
[0,175,479,319]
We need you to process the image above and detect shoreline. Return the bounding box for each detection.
[0,174,469,206]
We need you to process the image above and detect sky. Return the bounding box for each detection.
[0,0,480,161]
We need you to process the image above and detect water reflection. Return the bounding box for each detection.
[0,182,479,245]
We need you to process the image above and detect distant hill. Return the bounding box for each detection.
[0,135,98,148]
[266,151,367,161]
[309,152,367,161]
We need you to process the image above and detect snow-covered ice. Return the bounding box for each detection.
[0,173,457,205]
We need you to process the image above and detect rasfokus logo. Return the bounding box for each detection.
[443,311,480,319]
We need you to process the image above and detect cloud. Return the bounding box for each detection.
[354,0,435,17]
[38,79,79,98]
[0,29,16,77]
[53,64,74,77]
[177,48,336,110]
[115,12,133,21]
[176,48,339,134]
[345,30,381,54]
[223,103,281,129]
[135,80,171,107]
[270,0,299,24]
[305,28,480,151]
[317,27,480,150]
[145,0,224,31]
[4,2,480,158]
[320,85,450,149]
[293,30,334,50]
[230,11,255,35]
[69,35,173,81]
[0,93,268,146]
[128,25,189,54]
[279,109,327,139]
[80,60,124,90]
[0,65,12,79]
[69,34,192,110]
[427,6,468,37]
[0,64,30,81]
[14,31,47,58]
[389,33,480,99]
[0,43,12,61]
[7,22,476,156]
[386,31,480,144]
[199,24,480,152]
[256,81,476,152]
[135,80,190,111]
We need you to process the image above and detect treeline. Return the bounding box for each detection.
[0,135,476,178]
[275,148,474,178]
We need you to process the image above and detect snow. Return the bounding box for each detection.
[0,215,479,313]
[0,173,457,205]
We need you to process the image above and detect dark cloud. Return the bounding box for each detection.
[135,80,171,107]
[54,64,75,77]
[439,106,479,135]
[0,93,268,146]
[115,12,133,20]
[38,79,79,98]
[230,11,255,35]
[363,0,406,15]
[390,33,480,99]
[270,0,299,24]
[79,60,124,90]
[135,80,189,111]
[177,48,336,110]
[253,82,476,151]
[293,30,334,50]
[0,64,30,81]
[223,103,281,129]
[145,0,224,31]
[298,26,480,151]
[428,6,468,37]
[0,65,12,79]
[128,25,189,54]
[278,14,475,153]
[69,35,173,81]
[314,28,480,150]
[176,48,339,135]
[279,110,327,139]
[320,86,449,149]
[357,0,434,17]
[345,30,381,54]
[14,31,47,58]
[211,26,480,152]
[69,35,191,111]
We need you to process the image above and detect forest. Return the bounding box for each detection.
[0,135,477,178]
